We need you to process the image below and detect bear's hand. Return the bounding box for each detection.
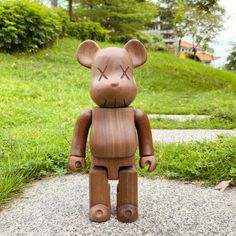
[140,156,157,172]
[68,156,86,172]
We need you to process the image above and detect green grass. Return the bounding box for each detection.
[1,37,236,206]
[138,136,236,185]
[135,49,236,114]
[150,118,236,129]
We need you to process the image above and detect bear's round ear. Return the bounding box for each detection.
[76,40,100,68]
[124,39,147,68]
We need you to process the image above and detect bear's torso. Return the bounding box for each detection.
[90,107,137,158]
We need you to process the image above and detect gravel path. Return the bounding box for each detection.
[148,114,209,121]
[152,129,236,143]
[0,174,236,236]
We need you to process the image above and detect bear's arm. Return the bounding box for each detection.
[70,109,92,157]
[134,109,154,157]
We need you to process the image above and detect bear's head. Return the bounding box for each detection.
[76,39,147,108]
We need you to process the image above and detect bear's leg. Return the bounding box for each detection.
[117,166,138,223]
[89,166,111,222]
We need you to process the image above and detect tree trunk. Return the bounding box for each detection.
[51,0,58,8]
[193,47,197,60]
[192,36,197,60]
[68,0,73,21]
[178,38,182,55]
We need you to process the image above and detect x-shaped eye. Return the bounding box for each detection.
[120,66,130,80]
[97,65,108,81]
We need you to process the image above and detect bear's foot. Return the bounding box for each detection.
[117,204,138,223]
[89,204,111,222]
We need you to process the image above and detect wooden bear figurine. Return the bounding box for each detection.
[68,39,157,223]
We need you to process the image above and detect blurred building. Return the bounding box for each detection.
[145,16,178,45]
[179,41,221,65]
[145,5,221,66]
[146,18,220,65]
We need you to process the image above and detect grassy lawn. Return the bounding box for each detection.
[135,48,236,115]
[1,37,236,206]
[139,136,236,185]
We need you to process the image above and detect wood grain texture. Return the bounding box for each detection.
[117,166,138,222]
[124,39,147,68]
[68,40,156,223]
[90,107,137,158]
[76,40,100,68]
[89,47,137,108]
[135,109,154,157]
[91,155,134,180]
[70,109,92,157]
[89,166,111,222]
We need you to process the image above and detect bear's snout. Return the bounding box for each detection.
[111,82,119,87]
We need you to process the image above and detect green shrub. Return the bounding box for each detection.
[110,31,165,51]
[0,0,66,52]
[68,21,109,41]
[144,33,165,51]
[56,8,70,38]
[110,33,135,43]
[211,108,236,123]
[135,33,165,51]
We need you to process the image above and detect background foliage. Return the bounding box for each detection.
[67,21,109,41]
[75,0,157,42]
[225,43,236,71]
[0,0,65,52]
[159,0,224,54]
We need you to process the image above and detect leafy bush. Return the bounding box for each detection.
[138,33,165,51]
[0,0,67,52]
[56,8,70,38]
[211,108,236,123]
[110,33,135,43]
[111,32,165,51]
[68,21,109,41]
[109,32,148,43]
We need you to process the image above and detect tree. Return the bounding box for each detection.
[159,0,224,55]
[68,0,73,21]
[174,0,188,53]
[161,0,220,12]
[191,0,219,12]
[51,0,58,8]
[186,4,224,58]
[75,0,157,40]
[225,43,236,71]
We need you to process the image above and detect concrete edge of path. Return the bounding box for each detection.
[151,129,236,143]
[148,114,209,121]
